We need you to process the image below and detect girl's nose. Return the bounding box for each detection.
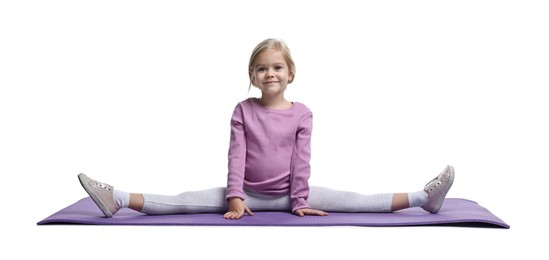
[266,69,274,77]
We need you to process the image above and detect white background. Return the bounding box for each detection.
[1,0,547,259]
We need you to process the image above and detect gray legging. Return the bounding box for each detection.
[141,186,393,214]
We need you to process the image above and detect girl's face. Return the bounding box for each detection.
[251,50,293,97]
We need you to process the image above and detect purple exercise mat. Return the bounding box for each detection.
[37,197,509,228]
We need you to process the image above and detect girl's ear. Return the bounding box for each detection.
[249,69,255,85]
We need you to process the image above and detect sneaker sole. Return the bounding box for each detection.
[78,173,114,218]
[430,165,455,214]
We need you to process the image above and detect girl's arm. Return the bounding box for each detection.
[289,111,313,212]
[290,111,328,217]
[225,104,247,201]
[224,104,253,219]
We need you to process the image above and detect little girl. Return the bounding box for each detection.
[78,38,455,219]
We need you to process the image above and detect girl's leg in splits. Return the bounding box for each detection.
[307,165,455,214]
[79,172,294,217]
[78,173,230,217]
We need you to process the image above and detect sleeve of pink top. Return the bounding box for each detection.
[225,104,247,201]
[289,111,313,212]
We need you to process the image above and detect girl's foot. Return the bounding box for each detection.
[421,165,455,214]
[78,173,120,217]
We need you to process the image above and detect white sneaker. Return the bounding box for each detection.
[421,165,455,214]
[78,173,120,217]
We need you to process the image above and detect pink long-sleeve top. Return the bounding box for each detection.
[225,98,312,212]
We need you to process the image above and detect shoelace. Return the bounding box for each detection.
[94,181,112,191]
[425,176,444,192]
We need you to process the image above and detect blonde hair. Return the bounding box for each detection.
[248,38,296,91]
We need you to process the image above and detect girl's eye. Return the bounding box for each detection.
[257,68,266,72]
[275,66,283,70]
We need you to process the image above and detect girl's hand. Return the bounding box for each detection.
[224,197,254,220]
[294,208,329,217]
